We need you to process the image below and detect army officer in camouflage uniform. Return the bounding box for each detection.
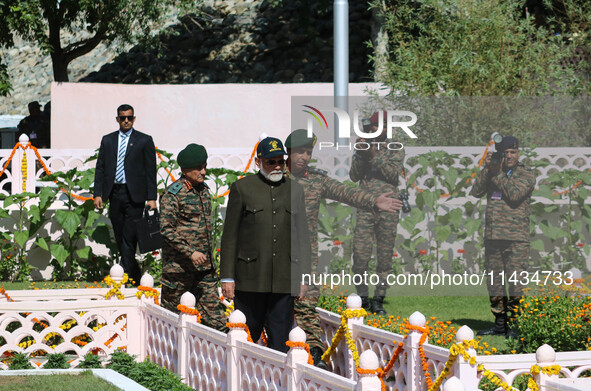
[160,144,227,332]
[285,129,402,367]
[470,136,535,338]
[350,112,405,315]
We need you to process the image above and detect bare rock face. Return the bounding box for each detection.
[2,0,373,115]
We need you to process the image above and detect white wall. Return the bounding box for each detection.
[51,82,383,150]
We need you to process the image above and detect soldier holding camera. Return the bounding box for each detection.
[470,136,535,337]
[350,112,406,315]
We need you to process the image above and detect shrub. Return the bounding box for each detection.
[44,353,70,369]
[78,352,103,368]
[507,283,591,353]
[8,352,34,370]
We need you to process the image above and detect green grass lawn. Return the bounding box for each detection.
[0,371,120,391]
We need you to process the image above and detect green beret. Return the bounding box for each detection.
[177,144,207,169]
[285,129,317,149]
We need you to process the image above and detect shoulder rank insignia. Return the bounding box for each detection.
[308,167,328,176]
[167,181,183,195]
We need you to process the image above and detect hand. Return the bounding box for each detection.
[93,196,103,209]
[222,281,235,301]
[146,200,157,210]
[298,284,307,300]
[485,152,501,176]
[375,192,403,212]
[190,251,208,266]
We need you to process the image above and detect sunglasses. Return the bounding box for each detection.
[264,158,286,166]
[118,115,134,121]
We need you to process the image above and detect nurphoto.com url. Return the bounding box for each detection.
[301,270,574,290]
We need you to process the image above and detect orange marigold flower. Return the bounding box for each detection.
[393,252,399,257]
[577,243,585,247]
[457,249,465,254]
[333,240,343,246]
[419,249,427,255]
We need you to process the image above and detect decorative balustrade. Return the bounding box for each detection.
[2,269,591,390]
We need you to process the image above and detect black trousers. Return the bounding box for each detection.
[109,184,144,284]
[234,291,294,353]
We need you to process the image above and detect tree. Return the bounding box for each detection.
[0,1,15,95]
[370,0,589,96]
[3,0,198,83]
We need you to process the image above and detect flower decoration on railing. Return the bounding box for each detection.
[321,307,366,367]
[285,340,315,365]
[21,146,28,192]
[177,304,202,323]
[136,286,160,305]
[104,273,128,300]
[226,322,254,343]
[0,287,13,302]
[357,367,386,391]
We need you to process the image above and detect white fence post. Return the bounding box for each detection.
[346,294,365,380]
[226,310,248,391]
[407,311,426,391]
[11,135,37,194]
[177,292,195,381]
[535,344,558,391]
[355,350,382,391]
[137,273,155,361]
[286,326,310,391]
[453,325,479,389]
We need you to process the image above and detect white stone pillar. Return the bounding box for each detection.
[452,325,479,389]
[177,291,195,381]
[407,311,427,391]
[286,326,311,391]
[535,344,559,390]
[226,310,248,391]
[137,273,155,361]
[355,350,382,391]
[345,294,365,380]
[11,134,37,194]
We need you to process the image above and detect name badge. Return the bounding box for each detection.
[491,191,502,200]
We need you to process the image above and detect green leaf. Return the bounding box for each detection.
[77,247,91,259]
[435,225,452,242]
[530,239,545,252]
[14,231,29,248]
[35,237,49,251]
[55,210,81,236]
[50,243,69,266]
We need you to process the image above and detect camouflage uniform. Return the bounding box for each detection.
[286,166,377,350]
[470,161,535,317]
[160,177,228,332]
[350,146,405,298]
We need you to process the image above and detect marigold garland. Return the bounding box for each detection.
[136,285,160,305]
[357,367,386,391]
[285,341,314,365]
[0,287,13,302]
[104,273,128,300]
[321,308,366,365]
[21,148,27,192]
[177,304,202,323]
[226,322,254,342]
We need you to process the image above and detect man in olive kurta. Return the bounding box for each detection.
[284,129,402,366]
[220,137,311,353]
[470,136,535,337]
[160,144,227,332]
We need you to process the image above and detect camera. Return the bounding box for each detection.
[491,133,506,165]
[398,191,411,213]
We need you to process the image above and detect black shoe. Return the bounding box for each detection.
[370,297,387,315]
[477,314,506,336]
[310,347,329,370]
[361,297,371,311]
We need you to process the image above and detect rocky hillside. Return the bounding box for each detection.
[1,0,376,115]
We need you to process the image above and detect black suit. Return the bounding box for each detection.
[94,129,157,283]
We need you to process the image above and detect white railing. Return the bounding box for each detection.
[2,271,591,390]
[2,138,590,198]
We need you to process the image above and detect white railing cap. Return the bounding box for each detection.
[289,326,306,343]
[109,264,125,279]
[358,350,379,370]
[228,309,246,324]
[536,344,556,364]
[443,376,466,391]
[180,291,196,307]
[455,325,474,343]
[409,311,426,327]
[346,293,362,310]
[139,273,154,288]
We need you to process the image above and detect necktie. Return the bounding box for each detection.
[115,134,128,183]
